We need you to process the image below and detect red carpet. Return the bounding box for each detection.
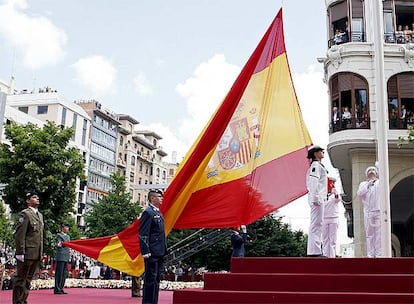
[173,257,414,304]
[0,288,174,304]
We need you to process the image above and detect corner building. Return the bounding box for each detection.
[322,0,414,256]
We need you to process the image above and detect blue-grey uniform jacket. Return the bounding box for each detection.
[139,205,167,257]
[55,232,71,262]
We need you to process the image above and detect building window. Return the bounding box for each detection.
[71,113,77,141]
[387,72,414,129]
[82,119,88,146]
[383,0,414,44]
[37,105,48,114]
[18,106,28,114]
[329,72,370,133]
[61,107,67,126]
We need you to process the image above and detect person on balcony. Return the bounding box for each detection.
[400,105,407,128]
[395,25,405,44]
[403,25,412,43]
[342,107,352,128]
[332,106,340,131]
[357,166,381,258]
[333,29,347,45]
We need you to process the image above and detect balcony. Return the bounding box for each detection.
[330,116,370,134]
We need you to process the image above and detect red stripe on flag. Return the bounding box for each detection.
[64,236,112,260]
[173,146,309,229]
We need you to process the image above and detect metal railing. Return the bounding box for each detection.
[164,228,232,267]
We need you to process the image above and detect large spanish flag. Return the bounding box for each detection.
[65,8,312,276]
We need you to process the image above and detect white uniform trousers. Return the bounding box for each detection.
[364,210,381,257]
[322,219,338,258]
[307,202,324,255]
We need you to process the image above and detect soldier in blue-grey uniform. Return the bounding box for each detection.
[13,192,44,304]
[139,189,167,304]
[306,145,328,257]
[54,222,71,294]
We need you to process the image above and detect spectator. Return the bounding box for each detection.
[400,105,407,128]
[332,106,340,131]
[89,263,101,279]
[342,107,352,128]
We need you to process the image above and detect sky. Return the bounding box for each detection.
[0,0,353,250]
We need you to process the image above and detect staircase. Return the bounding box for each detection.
[165,228,231,268]
[173,257,414,304]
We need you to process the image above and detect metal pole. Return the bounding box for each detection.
[0,92,7,141]
[371,0,392,257]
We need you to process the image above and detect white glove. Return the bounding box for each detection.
[241,225,247,233]
[16,255,24,262]
[142,253,151,259]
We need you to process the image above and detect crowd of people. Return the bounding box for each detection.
[331,106,369,132]
[389,105,414,129]
[394,24,414,44]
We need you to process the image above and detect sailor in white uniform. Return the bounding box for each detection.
[306,145,328,256]
[357,166,381,257]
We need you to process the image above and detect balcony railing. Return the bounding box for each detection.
[384,32,413,44]
[330,116,370,133]
[328,30,365,48]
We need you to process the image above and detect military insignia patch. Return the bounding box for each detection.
[18,217,24,223]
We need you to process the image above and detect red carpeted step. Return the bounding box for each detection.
[203,272,414,293]
[172,258,414,304]
[173,289,414,304]
[231,257,414,274]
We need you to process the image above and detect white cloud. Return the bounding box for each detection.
[71,55,117,96]
[0,0,67,69]
[137,122,188,164]
[137,54,240,163]
[133,72,153,96]
[176,54,240,147]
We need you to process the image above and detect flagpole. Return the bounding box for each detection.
[370,0,392,257]
[0,92,6,141]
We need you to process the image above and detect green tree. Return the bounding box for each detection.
[0,121,85,256]
[0,202,13,246]
[167,214,307,272]
[399,125,414,146]
[85,173,143,237]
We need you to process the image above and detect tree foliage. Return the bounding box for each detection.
[398,125,414,146]
[0,121,85,255]
[84,173,143,237]
[0,202,13,246]
[167,214,307,272]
